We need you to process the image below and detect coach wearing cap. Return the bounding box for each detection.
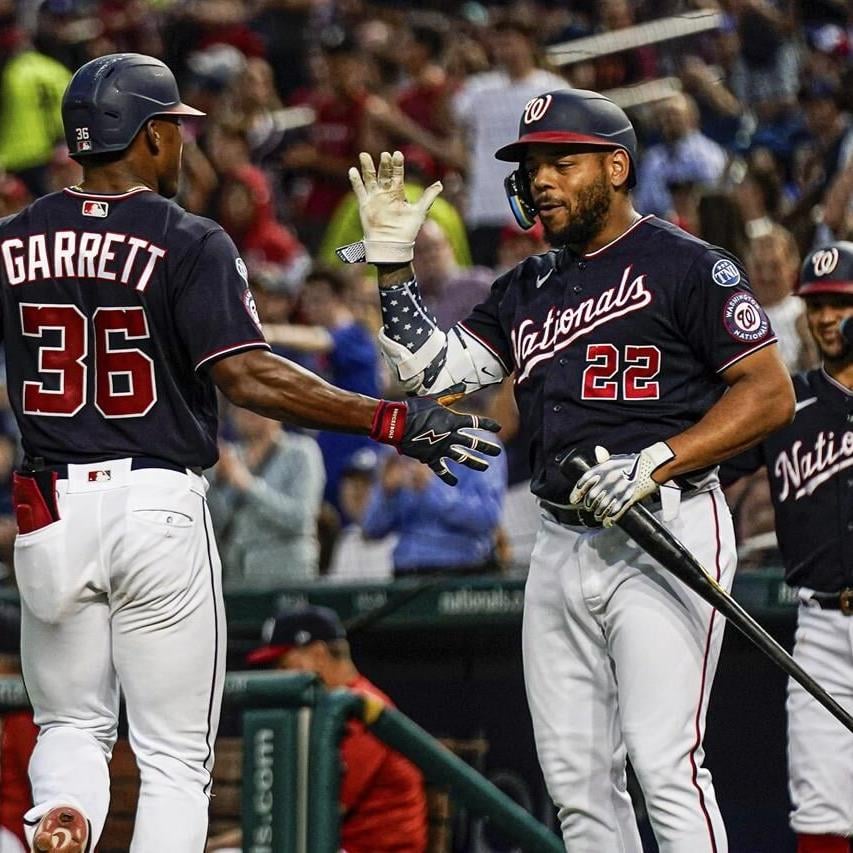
[248,606,427,853]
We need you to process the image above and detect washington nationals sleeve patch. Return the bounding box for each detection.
[722,291,770,343]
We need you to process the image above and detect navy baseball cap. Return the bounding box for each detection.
[797,241,853,297]
[246,605,346,666]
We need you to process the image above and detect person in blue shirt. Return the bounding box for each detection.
[360,431,507,576]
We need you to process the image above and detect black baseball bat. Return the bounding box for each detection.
[559,449,853,735]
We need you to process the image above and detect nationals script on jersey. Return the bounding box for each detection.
[460,215,776,501]
[0,187,270,468]
[722,369,853,592]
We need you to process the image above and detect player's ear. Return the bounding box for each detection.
[608,149,630,190]
[144,119,161,154]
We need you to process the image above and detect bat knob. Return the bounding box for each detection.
[557,448,595,489]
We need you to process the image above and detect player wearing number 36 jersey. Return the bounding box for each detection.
[0,54,501,853]
[341,89,795,852]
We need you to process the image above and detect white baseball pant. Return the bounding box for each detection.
[523,487,736,853]
[15,460,226,852]
[787,604,853,836]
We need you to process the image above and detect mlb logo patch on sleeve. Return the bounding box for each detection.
[82,200,109,218]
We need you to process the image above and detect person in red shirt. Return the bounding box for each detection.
[247,606,428,853]
[0,602,38,853]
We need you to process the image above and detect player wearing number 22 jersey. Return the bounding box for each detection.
[346,89,794,853]
[0,186,262,468]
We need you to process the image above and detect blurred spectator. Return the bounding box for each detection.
[217,162,310,285]
[284,31,382,252]
[327,448,395,582]
[220,57,288,163]
[247,0,313,101]
[208,407,325,590]
[728,0,800,131]
[0,174,30,219]
[243,606,428,853]
[785,77,853,247]
[412,219,493,329]
[679,49,743,151]
[450,9,566,267]
[633,93,728,219]
[33,0,105,72]
[265,266,381,511]
[746,224,817,373]
[363,21,461,182]
[0,20,70,196]
[586,0,657,92]
[696,190,749,260]
[495,220,548,275]
[43,144,82,195]
[361,435,506,578]
[0,601,37,853]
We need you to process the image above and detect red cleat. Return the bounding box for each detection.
[31,806,89,853]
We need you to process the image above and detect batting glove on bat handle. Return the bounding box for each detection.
[370,392,501,486]
[337,150,442,264]
[565,442,674,527]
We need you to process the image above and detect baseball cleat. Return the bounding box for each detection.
[31,806,90,852]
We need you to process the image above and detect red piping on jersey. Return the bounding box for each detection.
[63,187,152,200]
[582,215,653,258]
[195,340,270,371]
[457,322,512,375]
[716,337,777,374]
[687,490,722,853]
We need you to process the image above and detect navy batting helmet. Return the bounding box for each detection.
[496,89,638,229]
[797,242,853,297]
[62,53,205,160]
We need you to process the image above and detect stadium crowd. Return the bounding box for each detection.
[0,0,849,589]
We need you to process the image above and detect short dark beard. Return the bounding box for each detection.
[542,170,612,248]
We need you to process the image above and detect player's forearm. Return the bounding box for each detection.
[213,349,378,432]
[377,263,416,289]
[656,351,794,482]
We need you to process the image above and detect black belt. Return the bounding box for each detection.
[541,496,663,530]
[23,456,202,478]
[810,589,853,615]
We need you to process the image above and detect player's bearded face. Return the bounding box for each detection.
[537,165,611,247]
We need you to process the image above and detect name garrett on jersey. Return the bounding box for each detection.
[1,231,167,292]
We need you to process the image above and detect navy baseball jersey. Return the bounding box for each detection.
[0,187,270,469]
[722,368,853,592]
[460,215,776,502]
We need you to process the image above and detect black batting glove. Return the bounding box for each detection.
[370,391,501,486]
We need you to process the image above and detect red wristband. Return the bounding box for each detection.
[370,400,408,445]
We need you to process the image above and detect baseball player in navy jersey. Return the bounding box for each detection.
[339,88,795,852]
[722,242,853,853]
[1,54,500,853]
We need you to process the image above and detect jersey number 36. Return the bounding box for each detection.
[20,303,156,418]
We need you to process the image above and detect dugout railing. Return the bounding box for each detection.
[0,670,562,853]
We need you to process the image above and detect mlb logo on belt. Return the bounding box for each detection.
[88,469,112,482]
[82,200,109,218]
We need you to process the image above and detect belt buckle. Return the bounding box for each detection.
[841,589,853,615]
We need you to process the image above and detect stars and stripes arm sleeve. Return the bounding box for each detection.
[377,276,510,396]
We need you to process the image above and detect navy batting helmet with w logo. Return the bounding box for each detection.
[497,89,638,228]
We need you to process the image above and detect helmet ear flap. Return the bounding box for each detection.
[504,169,537,230]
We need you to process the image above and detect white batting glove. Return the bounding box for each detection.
[569,442,675,528]
[339,150,442,264]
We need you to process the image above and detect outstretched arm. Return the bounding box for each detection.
[339,150,510,395]
[211,349,501,485]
